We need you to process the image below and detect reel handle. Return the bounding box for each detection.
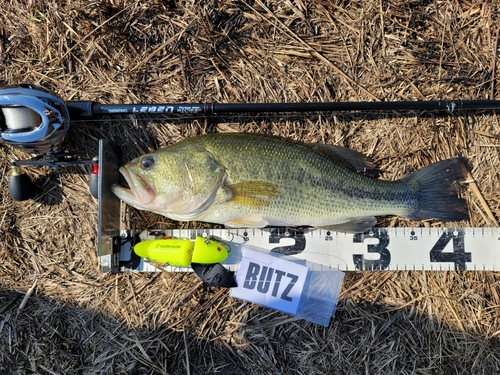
[8,164,36,201]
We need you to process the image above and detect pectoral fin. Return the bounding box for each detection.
[227,181,279,208]
[319,216,377,233]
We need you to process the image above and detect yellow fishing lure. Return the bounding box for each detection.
[133,236,229,267]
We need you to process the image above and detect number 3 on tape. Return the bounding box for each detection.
[231,248,309,315]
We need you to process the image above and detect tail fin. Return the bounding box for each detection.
[402,157,469,222]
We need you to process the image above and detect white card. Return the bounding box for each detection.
[231,248,309,315]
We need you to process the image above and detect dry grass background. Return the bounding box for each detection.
[1,0,500,374]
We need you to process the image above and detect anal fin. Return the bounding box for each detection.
[225,216,269,228]
[319,216,377,233]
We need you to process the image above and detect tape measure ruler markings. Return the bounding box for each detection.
[114,227,500,272]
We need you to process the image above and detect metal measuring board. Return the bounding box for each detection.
[96,139,123,273]
[111,227,500,273]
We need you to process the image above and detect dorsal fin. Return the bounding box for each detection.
[307,143,380,177]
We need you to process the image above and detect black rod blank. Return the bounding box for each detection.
[66,99,500,118]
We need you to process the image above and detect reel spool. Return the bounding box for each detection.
[0,84,70,154]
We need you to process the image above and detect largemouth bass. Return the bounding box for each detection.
[112,133,469,232]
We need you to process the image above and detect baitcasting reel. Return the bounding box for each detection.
[0,84,98,201]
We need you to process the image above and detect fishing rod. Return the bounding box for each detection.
[74,98,500,116]
[2,83,500,201]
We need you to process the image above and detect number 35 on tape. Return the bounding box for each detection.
[231,248,309,315]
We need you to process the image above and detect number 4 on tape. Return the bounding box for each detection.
[231,248,309,315]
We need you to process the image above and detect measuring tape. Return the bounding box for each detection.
[109,227,500,273]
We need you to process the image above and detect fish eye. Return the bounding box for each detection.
[140,156,155,170]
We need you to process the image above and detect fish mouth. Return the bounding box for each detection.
[112,167,155,206]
